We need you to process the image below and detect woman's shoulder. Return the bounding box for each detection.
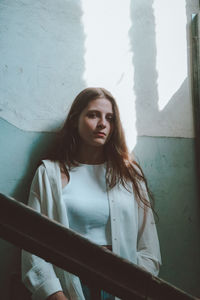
[34,159,55,173]
[34,160,61,181]
[41,159,59,168]
[41,159,69,188]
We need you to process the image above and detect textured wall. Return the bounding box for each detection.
[0,1,198,145]
[134,136,200,295]
[0,0,200,299]
[0,0,86,131]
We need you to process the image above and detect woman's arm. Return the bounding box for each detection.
[137,181,162,276]
[21,165,64,300]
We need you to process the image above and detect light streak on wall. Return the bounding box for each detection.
[81,0,137,150]
[153,0,187,111]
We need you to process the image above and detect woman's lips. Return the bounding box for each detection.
[94,132,106,137]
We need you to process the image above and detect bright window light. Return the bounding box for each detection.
[81,0,137,151]
[153,0,187,111]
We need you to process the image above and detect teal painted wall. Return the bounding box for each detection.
[0,118,56,299]
[134,137,200,295]
[0,118,200,298]
[0,118,56,202]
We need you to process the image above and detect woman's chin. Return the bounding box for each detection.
[92,138,107,147]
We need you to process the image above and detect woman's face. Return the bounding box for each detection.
[77,98,114,148]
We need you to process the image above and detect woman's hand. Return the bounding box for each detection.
[46,291,69,300]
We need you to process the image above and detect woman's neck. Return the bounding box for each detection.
[76,145,105,165]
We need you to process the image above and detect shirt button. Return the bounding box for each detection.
[114,238,117,241]
[113,218,116,221]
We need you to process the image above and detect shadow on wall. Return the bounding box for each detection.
[129,0,200,296]
[129,0,191,137]
[12,131,57,203]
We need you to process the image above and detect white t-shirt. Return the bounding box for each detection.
[62,163,112,245]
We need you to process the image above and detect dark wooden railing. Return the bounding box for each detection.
[0,193,197,300]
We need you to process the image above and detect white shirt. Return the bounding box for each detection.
[22,160,161,300]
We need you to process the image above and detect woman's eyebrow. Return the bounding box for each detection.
[86,109,99,114]
[87,109,111,113]
[87,109,114,115]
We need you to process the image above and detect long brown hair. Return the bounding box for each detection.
[46,87,154,211]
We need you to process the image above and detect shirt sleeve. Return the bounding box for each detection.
[136,181,162,276]
[21,165,63,300]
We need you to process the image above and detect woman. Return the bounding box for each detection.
[22,87,161,300]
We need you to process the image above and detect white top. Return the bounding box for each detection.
[62,163,112,245]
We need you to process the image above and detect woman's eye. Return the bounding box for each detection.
[87,112,97,118]
[107,115,114,122]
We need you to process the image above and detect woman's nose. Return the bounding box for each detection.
[97,118,106,128]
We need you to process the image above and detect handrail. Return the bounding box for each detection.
[0,193,196,300]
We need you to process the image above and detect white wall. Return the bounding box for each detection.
[0,0,199,149]
[132,0,198,139]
